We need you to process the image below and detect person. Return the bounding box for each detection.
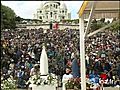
[71,58,80,78]
[62,67,73,90]
[17,66,26,88]
[30,64,40,76]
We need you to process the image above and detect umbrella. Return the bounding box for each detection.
[40,44,48,75]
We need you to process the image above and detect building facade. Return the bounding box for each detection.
[33,1,71,23]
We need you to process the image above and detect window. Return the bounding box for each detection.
[56,5,57,9]
[62,16,64,19]
[45,5,49,9]
[55,15,57,19]
[39,16,42,19]
[50,12,52,17]
[40,11,42,13]
[62,10,64,13]
[54,4,55,7]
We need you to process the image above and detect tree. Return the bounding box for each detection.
[15,16,23,23]
[90,19,98,31]
[100,18,105,23]
[109,21,120,32]
[1,4,16,29]
[90,19,105,32]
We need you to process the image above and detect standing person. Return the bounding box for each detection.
[62,67,73,90]
[71,58,80,78]
[30,64,40,76]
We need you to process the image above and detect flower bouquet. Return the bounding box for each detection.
[65,78,81,90]
[65,77,93,90]
[1,75,17,90]
[26,73,57,86]
[26,73,57,90]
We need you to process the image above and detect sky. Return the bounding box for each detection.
[1,1,83,19]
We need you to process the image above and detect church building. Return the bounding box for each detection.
[33,1,71,23]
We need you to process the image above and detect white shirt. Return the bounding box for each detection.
[62,74,73,90]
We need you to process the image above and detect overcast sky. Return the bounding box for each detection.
[1,1,83,19]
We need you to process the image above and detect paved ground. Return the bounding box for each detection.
[103,87,120,90]
[17,87,120,90]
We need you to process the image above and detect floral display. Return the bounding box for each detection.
[1,76,17,90]
[26,73,57,86]
[65,77,95,90]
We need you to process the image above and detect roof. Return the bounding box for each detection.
[78,1,120,18]
[60,2,67,9]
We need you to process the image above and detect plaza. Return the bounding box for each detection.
[1,1,120,90]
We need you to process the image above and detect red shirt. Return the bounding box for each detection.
[100,73,107,80]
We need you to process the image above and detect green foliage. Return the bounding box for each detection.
[1,4,16,29]
[26,73,57,86]
[100,18,105,23]
[65,78,81,89]
[109,21,120,32]
[1,76,17,90]
[90,19,106,32]
[61,19,79,24]
[90,19,100,31]
[90,18,119,33]
[15,16,23,23]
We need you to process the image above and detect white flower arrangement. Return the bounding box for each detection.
[26,73,57,86]
[1,75,17,90]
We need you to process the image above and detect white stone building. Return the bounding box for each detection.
[33,1,71,23]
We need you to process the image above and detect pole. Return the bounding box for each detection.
[84,1,96,37]
[79,15,86,90]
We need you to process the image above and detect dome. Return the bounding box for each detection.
[39,2,44,9]
[60,2,67,9]
[44,1,60,5]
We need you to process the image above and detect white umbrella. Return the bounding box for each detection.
[40,45,48,75]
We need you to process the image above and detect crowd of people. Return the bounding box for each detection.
[1,27,120,88]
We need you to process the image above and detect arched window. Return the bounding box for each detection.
[54,4,55,7]
[50,12,52,17]
[39,16,42,19]
[40,11,42,13]
[56,5,58,9]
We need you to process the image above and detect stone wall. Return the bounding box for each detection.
[17,24,79,30]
